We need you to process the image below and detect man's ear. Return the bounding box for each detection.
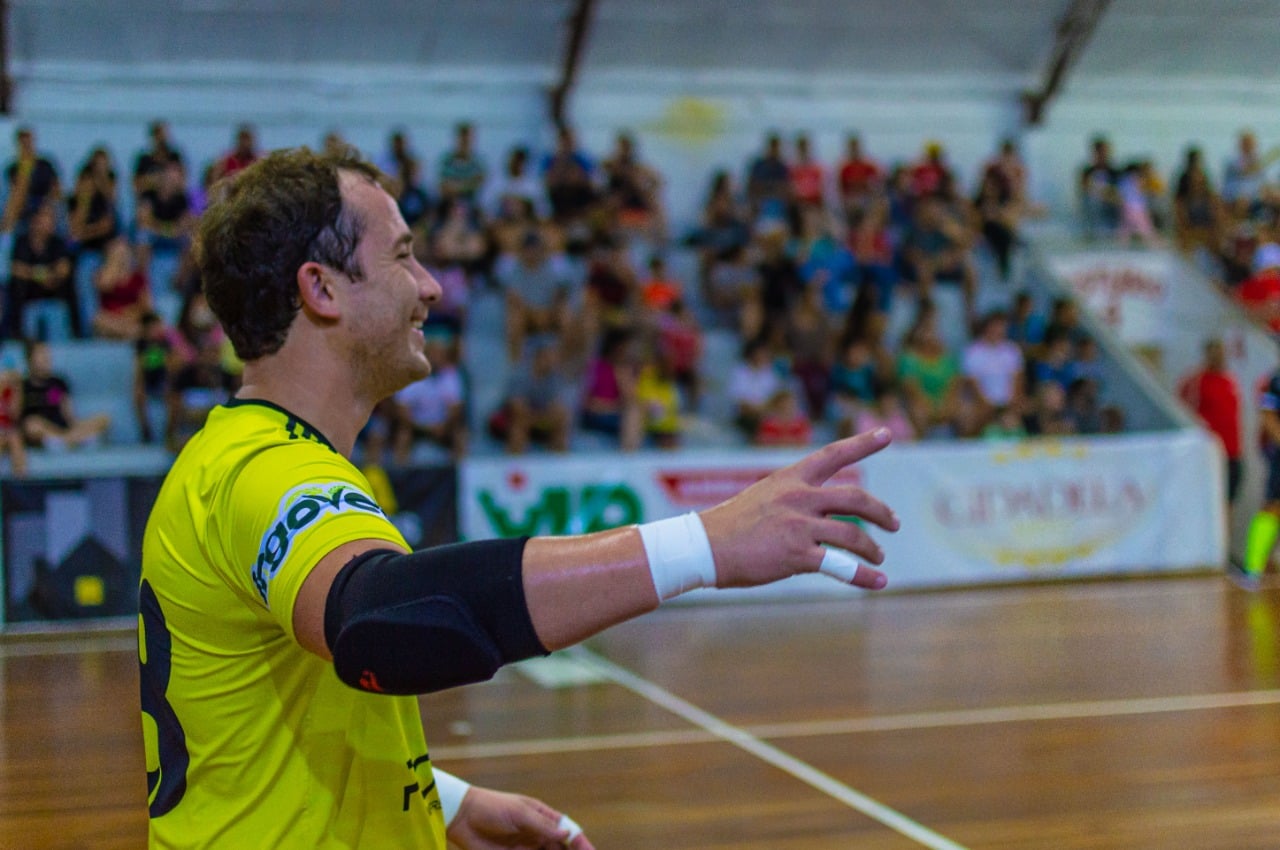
[296,261,342,320]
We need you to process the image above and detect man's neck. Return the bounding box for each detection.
[236,354,374,457]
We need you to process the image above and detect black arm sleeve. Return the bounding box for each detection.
[323,537,548,695]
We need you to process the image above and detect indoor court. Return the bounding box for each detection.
[5,574,1280,849]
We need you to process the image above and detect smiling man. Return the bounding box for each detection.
[139,146,899,849]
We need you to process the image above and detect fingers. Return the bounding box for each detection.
[818,546,888,590]
[557,813,585,847]
[813,517,884,565]
[794,428,892,486]
[814,485,899,533]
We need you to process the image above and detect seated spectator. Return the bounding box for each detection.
[1079,135,1119,242]
[902,193,977,318]
[168,289,226,368]
[417,237,470,335]
[1115,162,1162,248]
[635,350,682,449]
[1173,147,1224,255]
[0,360,27,475]
[377,128,419,196]
[847,197,897,313]
[167,335,236,451]
[982,405,1027,440]
[132,120,185,202]
[797,206,857,314]
[488,340,570,454]
[985,138,1032,209]
[485,145,549,221]
[974,165,1019,281]
[1222,130,1266,220]
[2,126,62,233]
[830,337,880,437]
[789,133,826,212]
[1022,380,1075,437]
[93,239,153,340]
[579,329,641,451]
[896,303,961,436]
[429,195,486,276]
[542,126,598,231]
[754,388,812,447]
[494,231,579,360]
[11,202,75,342]
[133,312,169,445]
[1073,334,1105,389]
[752,222,804,340]
[584,234,638,332]
[962,310,1024,421]
[729,337,784,437]
[1237,242,1280,334]
[68,147,122,335]
[394,158,433,233]
[787,283,835,419]
[1030,328,1079,393]
[439,122,487,204]
[909,141,954,198]
[653,298,702,411]
[1008,290,1045,350]
[136,159,195,296]
[20,340,110,449]
[210,123,259,183]
[1099,404,1126,434]
[640,254,683,311]
[853,379,915,443]
[603,131,665,242]
[837,134,882,217]
[704,243,758,332]
[1066,376,1102,435]
[1044,296,1087,346]
[745,133,791,223]
[691,170,751,260]
[391,335,467,462]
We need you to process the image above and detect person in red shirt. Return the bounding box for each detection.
[789,133,826,211]
[754,388,813,447]
[837,134,882,216]
[1178,337,1243,505]
[909,141,953,198]
[212,124,259,182]
[1237,242,1280,333]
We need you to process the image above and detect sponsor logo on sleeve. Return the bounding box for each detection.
[252,482,385,604]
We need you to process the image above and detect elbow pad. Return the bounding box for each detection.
[323,538,546,695]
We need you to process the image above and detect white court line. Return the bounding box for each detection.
[567,646,968,850]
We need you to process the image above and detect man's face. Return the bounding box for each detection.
[338,174,442,396]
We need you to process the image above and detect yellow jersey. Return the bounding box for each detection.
[139,399,445,849]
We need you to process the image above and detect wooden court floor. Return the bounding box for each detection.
[5,574,1280,849]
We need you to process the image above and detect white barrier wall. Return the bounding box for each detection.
[460,431,1225,597]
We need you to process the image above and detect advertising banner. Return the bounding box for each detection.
[460,431,1225,594]
[1046,252,1171,347]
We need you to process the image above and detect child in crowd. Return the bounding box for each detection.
[754,388,812,447]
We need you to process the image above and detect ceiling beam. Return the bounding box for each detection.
[548,0,597,131]
[1022,0,1111,126]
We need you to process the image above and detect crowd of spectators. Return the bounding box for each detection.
[0,116,1158,471]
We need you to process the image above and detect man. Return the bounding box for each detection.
[438,121,486,204]
[141,147,898,848]
[1242,358,1280,586]
[1079,135,1118,242]
[20,339,111,449]
[132,120,186,201]
[2,126,61,232]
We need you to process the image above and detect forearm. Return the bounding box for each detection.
[522,526,658,651]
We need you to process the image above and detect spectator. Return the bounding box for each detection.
[848,196,897,313]
[653,298,702,411]
[542,126,598,229]
[745,133,791,222]
[753,222,804,340]
[377,128,419,196]
[1073,334,1105,389]
[0,359,27,476]
[985,138,1031,207]
[1173,147,1224,255]
[429,196,486,277]
[836,134,882,217]
[11,202,74,341]
[391,334,467,463]
[754,388,812,447]
[896,307,961,437]
[1030,328,1078,393]
[92,239,153,340]
[321,130,347,158]
[640,254,683,312]
[168,289,226,368]
[787,282,835,420]
[494,230,578,361]
[1008,289,1045,350]
[67,147,122,334]
[167,335,237,452]
[973,165,1019,281]
[1065,376,1102,435]
[902,193,977,319]
[583,234,638,332]
[830,336,879,437]
[211,124,259,182]
[485,146,548,220]
[394,158,433,233]
[417,229,470,335]
[729,337,784,437]
[635,350,682,449]
[982,404,1027,440]
[2,126,62,233]
[853,379,915,443]
[797,206,857,315]
[134,311,169,445]
[704,242,758,333]
[579,329,641,451]
[692,170,751,260]
[1115,162,1162,248]
[1223,130,1267,218]
[962,309,1025,420]
[789,133,826,212]
[603,131,664,242]
[908,141,953,199]
[1237,242,1280,334]
[488,340,570,454]
[20,339,110,450]
[1022,380,1075,437]
[1044,296,1087,346]
[1079,135,1118,242]
[1179,338,1243,506]
[132,120,185,201]
[136,159,195,301]
[439,122,486,204]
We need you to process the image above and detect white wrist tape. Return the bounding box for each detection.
[434,769,471,827]
[558,813,583,845]
[819,547,862,583]
[637,512,717,601]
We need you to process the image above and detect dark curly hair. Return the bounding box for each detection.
[196,146,382,361]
